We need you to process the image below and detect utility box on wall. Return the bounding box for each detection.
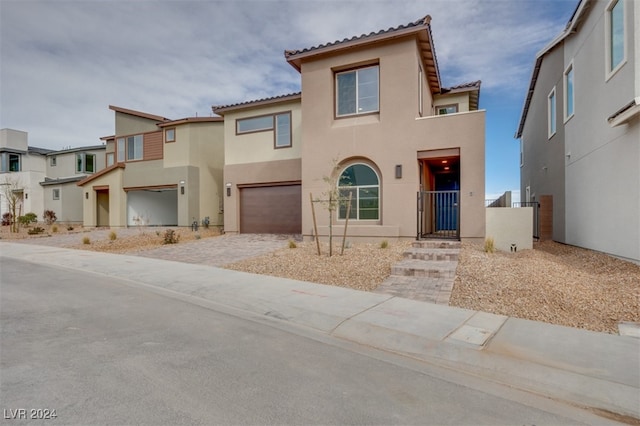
[485,207,533,252]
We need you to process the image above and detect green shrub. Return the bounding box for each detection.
[27,227,45,235]
[82,236,91,245]
[380,240,389,249]
[162,229,179,244]
[108,231,117,241]
[484,237,495,253]
[18,212,38,226]
[288,240,297,249]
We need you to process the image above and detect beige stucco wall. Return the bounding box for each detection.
[46,148,106,179]
[224,100,302,166]
[298,36,485,241]
[115,112,159,136]
[81,168,126,227]
[485,207,533,252]
[43,183,84,223]
[433,92,470,113]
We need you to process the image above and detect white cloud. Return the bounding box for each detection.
[0,0,574,150]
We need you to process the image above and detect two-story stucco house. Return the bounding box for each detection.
[215,15,486,242]
[516,0,639,262]
[41,145,106,223]
[78,106,224,228]
[0,129,52,220]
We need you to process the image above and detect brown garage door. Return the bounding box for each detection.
[240,184,302,234]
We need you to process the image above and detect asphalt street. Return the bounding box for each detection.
[0,257,621,425]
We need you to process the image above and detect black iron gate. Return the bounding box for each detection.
[417,190,460,240]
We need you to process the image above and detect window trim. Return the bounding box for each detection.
[435,104,459,115]
[334,64,380,118]
[236,111,293,150]
[116,134,144,162]
[52,188,60,200]
[0,152,21,172]
[563,62,575,123]
[548,86,557,139]
[50,156,57,167]
[75,152,96,174]
[106,152,115,167]
[605,0,626,81]
[165,128,176,143]
[337,162,381,221]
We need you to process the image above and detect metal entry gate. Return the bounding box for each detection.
[513,201,540,240]
[417,190,460,240]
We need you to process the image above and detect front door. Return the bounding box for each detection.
[96,190,109,227]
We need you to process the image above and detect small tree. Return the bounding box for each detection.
[1,175,23,233]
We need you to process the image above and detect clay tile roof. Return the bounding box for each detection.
[284,15,440,93]
[212,92,301,115]
[441,80,481,93]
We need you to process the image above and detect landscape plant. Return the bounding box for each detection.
[18,212,37,227]
[2,213,12,226]
[484,237,495,253]
[1,175,23,232]
[109,231,117,241]
[82,236,91,245]
[43,210,57,225]
[162,229,179,244]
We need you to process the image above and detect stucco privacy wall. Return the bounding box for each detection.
[163,122,225,226]
[486,207,533,252]
[299,37,485,241]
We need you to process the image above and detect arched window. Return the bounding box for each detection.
[338,163,379,220]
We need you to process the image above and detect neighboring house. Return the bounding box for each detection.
[214,15,486,242]
[41,145,106,223]
[0,128,52,220]
[78,106,224,228]
[516,0,639,262]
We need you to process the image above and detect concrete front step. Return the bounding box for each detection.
[412,240,461,249]
[404,247,460,261]
[391,259,457,278]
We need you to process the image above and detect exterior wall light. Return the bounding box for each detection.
[226,182,232,197]
[180,180,185,195]
[395,165,402,179]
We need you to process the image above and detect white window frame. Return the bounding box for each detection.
[337,163,380,221]
[335,65,380,117]
[76,153,96,173]
[50,156,57,167]
[117,135,144,161]
[106,152,115,167]
[548,86,556,139]
[165,128,175,143]
[52,188,60,200]
[605,0,626,80]
[563,62,575,122]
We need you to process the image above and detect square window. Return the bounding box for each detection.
[336,65,379,117]
[76,153,95,173]
[165,128,175,143]
[52,189,60,200]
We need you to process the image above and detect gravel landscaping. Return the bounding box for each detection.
[3,225,638,334]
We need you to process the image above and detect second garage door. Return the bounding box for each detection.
[240,184,301,234]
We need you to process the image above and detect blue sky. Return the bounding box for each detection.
[0,0,579,201]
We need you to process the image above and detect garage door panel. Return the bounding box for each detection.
[240,185,301,234]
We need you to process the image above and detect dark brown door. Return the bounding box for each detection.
[240,185,301,234]
[96,190,109,227]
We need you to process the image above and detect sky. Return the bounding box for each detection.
[0,0,579,201]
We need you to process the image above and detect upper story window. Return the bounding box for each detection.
[335,65,379,117]
[564,63,574,121]
[76,153,95,173]
[117,134,143,161]
[418,66,424,117]
[338,163,380,220]
[0,152,21,172]
[236,112,292,149]
[165,128,175,143]
[436,105,458,115]
[548,87,556,139]
[50,156,57,167]
[606,0,625,76]
[106,152,115,167]
[520,139,524,167]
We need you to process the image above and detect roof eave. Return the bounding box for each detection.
[213,93,302,115]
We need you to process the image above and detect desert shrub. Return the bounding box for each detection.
[194,233,201,240]
[43,210,57,225]
[380,240,389,249]
[27,227,45,235]
[67,225,74,231]
[288,240,297,249]
[1,213,12,226]
[484,237,495,253]
[108,231,117,241]
[162,229,179,244]
[18,212,38,226]
[82,236,91,245]
[51,225,59,233]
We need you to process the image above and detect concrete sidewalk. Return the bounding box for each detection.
[2,242,638,420]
